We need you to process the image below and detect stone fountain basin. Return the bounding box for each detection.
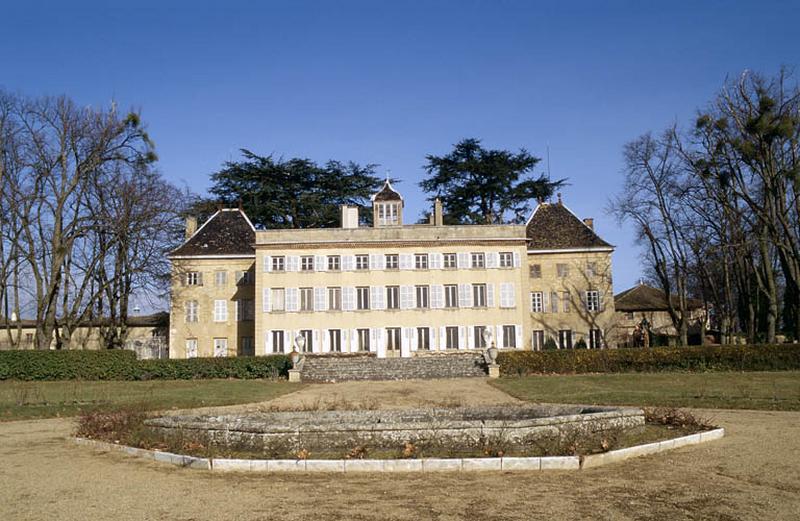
[146,404,645,450]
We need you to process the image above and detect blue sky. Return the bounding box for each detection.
[3,0,799,296]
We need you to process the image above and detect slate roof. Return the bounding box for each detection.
[170,208,255,257]
[371,179,403,202]
[614,284,703,312]
[526,200,612,250]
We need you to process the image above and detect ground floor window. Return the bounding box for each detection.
[502,325,516,348]
[589,328,603,349]
[186,339,198,358]
[271,330,284,353]
[357,328,370,352]
[558,329,573,349]
[299,329,313,352]
[445,326,459,349]
[474,326,487,348]
[239,336,254,356]
[386,327,401,352]
[213,338,228,357]
[417,327,430,350]
[329,329,342,352]
[532,330,544,351]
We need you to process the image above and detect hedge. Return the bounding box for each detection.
[497,344,800,376]
[0,350,291,381]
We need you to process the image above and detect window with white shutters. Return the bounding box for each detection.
[471,252,485,268]
[357,328,370,351]
[300,287,313,311]
[356,286,370,310]
[472,284,487,307]
[474,326,487,349]
[386,286,400,309]
[271,288,285,312]
[417,327,430,350]
[369,254,384,270]
[400,285,414,309]
[342,287,356,311]
[385,254,399,270]
[328,287,341,311]
[371,286,385,310]
[445,326,459,350]
[499,252,514,268]
[314,287,327,311]
[185,301,199,323]
[499,283,516,308]
[399,254,413,270]
[186,339,198,358]
[327,255,341,271]
[342,255,355,271]
[457,252,470,269]
[415,285,429,309]
[430,285,444,309]
[532,330,545,351]
[458,284,472,308]
[443,253,457,269]
[287,256,300,272]
[214,271,227,286]
[356,254,369,270]
[272,256,285,272]
[589,328,602,349]
[444,285,458,308]
[299,329,313,352]
[502,325,516,348]
[185,272,202,286]
[271,330,285,353]
[314,255,326,271]
[286,288,299,312]
[301,256,314,272]
[429,253,443,269]
[531,292,543,312]
[559,329,573,349]
[213,300,228,322]
[415,253,428,270]
[328,329,342,352]
[386,327,401,352]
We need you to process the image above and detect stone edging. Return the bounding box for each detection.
[72,428,724,472]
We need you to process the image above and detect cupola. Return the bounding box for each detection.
[371,179,403,227]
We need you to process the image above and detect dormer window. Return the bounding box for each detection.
[371,179,403,227]
[377,202,399,226]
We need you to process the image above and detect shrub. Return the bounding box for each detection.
[498,344,800,377]
[542,337,558,350]
[574,338,587,350]
[0,350,291,381]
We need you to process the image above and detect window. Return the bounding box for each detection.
[586,290,600,312]
[530,264,542,278]
[328,329,342,352]
[299,329,313,352]
[562,291,570,312]
[356,254,369,270]
[186,271,201,285]
[586,262,597,278]
[472,284,487,307]
[532,330,545,351]
[556,263,569,278]
[530,292,543,312]
[236,270,253,285]
[237,299,254,321]
[300,256,314,271]
[386,286,400,310]
[298,287,312,311]
[357,328,370,352]
[213,300,228,322]
[214,271,227,286]
[417,327,430,350]
[415,253,428,270]
[271,330,285,353]
[328,287,342,311]
[327,255,341,271]
[503,325,516,348]
[559,329,573,349]
[443,253,457,269]
[186,339,198,358]
[272,256,285,272]
[356,286,370,310]
[471,252,485,268]
[444,285,458,308]
[415,285,429,309]
[385,254,399,270]
[271,288,285,312]
[240,336,254,356]
[550,292,559,313]
[213,338,228,357]
[499,252,514,268]
[386,327,401,352]
[474,326,487,349]
[378,202,399,226]
[589,329,603,349]
[185,300,199,323]
[445,326,459,350]
[625,311,635,320]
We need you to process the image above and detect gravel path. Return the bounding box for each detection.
[2,379,799,520]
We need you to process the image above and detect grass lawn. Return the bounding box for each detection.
[491,371,800,411]
[0,379,300,421]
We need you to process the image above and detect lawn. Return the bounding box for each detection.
[0,379,300,421]
[491,371,800,411]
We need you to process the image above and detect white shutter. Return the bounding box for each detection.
[310,330,318,353]
[508,284,517,308]
[411,328,419,352]
[458,326,467,350]
[369,254,384,270]
[322,330,330,353]
[314,255,327,271]
[599,290,606,312]
[265,330,273,354]
[350,328,358,353]
[542,291,549,314]
[284,331,291,353]
[439,326,446,351]
[286,288,299,312]
[431,284,444,309]
[371,286,385,310]
[430,252,443,269]
[496,325,504,348]
[342,287,355,311]
[515,325,523,350]
[487,284,496,307]
[467,325,475,349]
[234,300,240,321]
[486,252,498,269]
[399,254,414,270]
[500,283,515,308]
[457,252,470,269]
[401,327,412,357]
[458,284,472,308]
[376,328,386,358]
[513,252,521,268]
[286,256,298,272]
[264,255,272,272]
[400,285,414,309]
[314,287,326,311]
[262,287,271,312]
[342,255,355,271]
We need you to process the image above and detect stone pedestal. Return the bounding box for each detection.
[288,369,302,383]
[488,364,500,379]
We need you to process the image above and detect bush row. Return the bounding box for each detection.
[0,349,291,381]
[497,344,800,376]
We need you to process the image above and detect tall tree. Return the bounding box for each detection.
[419,138,563,224]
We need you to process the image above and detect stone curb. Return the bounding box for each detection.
[72,428,724,473]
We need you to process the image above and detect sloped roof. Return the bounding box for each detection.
[526,201,612,250]
[170,208,255,257]
[614,283,704,312]
[371,179,403,202]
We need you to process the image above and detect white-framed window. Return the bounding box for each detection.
[301,256,314,272]
[186,271,201,286]
[474,326,487,349]
[589,329,603,349]
[530,264,542,278]
[444,284,458,308]
[328,287,342,311]
[236,270,253,285]
[385,254,399,270]
[386,286,400,309]
[327,255,341,271]
[213,300,228,322]
[300,287,313,311]
[240,336,254,356]
[186,338,198,358]
[214,271,227,286]
[586,262,597,278]
[213,338,228,357]
[415,285,429,309]
[328,329,342,352]
[355,254,369,270]
[502,325,516,348]
[386,327,401,352]
[272,256,285,272]
[499,252,514,268]
[562,291,571,312]
[378,202,399,226]
[271,330,285,353]
[443,253,457,269]
[185,300,199,323]
[356,286,370,310]
[445,326,459,350]
[415,253,428,270]
[586,290,600,312]
[532,330,545,351]
[299,329,313,353]
[271,288,285,312]
[237,299,254,321]
[471,252,485,268]
[357,328,370,351]
[530,292,543,312]
[556,263,569,278]
[417,327,430,350]
[559,329,573,349]
[472,284,487,307]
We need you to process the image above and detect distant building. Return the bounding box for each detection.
[614,283,705,346]
[168,182,616,358]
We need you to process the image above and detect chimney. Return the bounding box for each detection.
[341,205,359,229]
[433,198,444,226]
[583,218,594,231]
[185,216,197,239]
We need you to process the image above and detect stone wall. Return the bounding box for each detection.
[299,352,488,382]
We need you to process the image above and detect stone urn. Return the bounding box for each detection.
[289,350,302,368]
[486,345,499,365]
